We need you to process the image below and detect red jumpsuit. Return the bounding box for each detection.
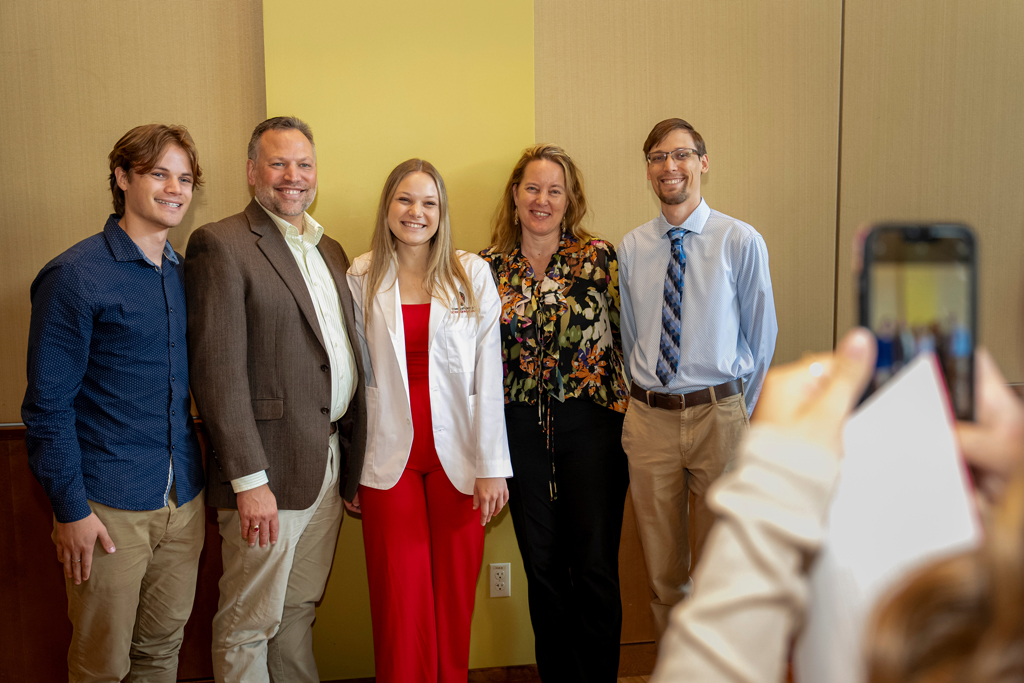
[359,303,486,682]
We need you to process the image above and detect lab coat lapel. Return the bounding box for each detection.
[375,259,410,402]
[428,289,451,352]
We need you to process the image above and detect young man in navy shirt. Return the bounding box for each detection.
[23,124,207,682]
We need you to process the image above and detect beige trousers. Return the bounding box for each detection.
[63,487,206,683]
[212,432,343,683]
[622,391,748,634]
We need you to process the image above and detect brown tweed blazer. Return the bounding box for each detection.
[185,199,367,509]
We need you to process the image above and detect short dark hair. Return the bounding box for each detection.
[247,116,315,161]
[643,118,707,159]
[108,124,203,217]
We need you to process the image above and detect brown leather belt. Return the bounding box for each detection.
[630,379,743,411]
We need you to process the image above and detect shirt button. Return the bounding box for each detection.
[171,342,176,348]
[321,364,329,372]
[170,308,174,313]
[172,376,176,382]
[172,445,176,450]
[321,407,329,415]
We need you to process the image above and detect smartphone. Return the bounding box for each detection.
[859,224,977,420]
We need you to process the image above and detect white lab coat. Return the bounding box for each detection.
[346,250,513,494]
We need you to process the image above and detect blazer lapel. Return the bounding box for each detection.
[319,237,363,383]
[246,200,327,351]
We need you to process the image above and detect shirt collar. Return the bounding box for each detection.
[257,199,324,246]
[103,214,179,266]
[656,198,711,237]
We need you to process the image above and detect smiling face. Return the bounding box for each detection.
[387,171,440,251]
[247,128,317,226]
[116,144,194,231]
[646,128,709,211]
[513,159,567,243]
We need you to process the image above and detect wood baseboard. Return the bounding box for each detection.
[323,665,543,683]
[320,647,658,683]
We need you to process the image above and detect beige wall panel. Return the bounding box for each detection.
[836,0,1024,381]
[535,0,843,366]
[0,0,266,422]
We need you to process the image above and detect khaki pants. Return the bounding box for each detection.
[212,432,343,683]
[63,487,206,683]
[622,391,748,634]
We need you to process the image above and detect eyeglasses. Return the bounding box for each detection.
[646,148,700,166]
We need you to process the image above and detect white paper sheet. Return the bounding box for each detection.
[793,353,981,683]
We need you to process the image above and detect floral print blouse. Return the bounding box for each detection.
[480,234,629,414]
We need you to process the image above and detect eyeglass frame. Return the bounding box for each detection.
[645,147,702,166]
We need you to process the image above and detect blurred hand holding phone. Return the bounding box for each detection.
[794,353,982,683]
[859,224,977,420]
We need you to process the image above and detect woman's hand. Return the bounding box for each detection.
[752,328,876,453]
[956,349,1024,501]
[473,477,509,526]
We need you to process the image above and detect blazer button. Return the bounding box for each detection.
[321,407,329,415]
[321,364,329,372]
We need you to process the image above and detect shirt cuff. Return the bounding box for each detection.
[231,470,269,494]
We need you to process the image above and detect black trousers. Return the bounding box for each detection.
[505,399,629,683]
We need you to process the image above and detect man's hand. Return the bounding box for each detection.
[236,484,279,548]
[344,491,361,516]
[53,512,116,585]
[752,328,876,453]
[473,477,509,526]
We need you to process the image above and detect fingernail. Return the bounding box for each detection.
[109,546,116,552]
[842,328,873,360]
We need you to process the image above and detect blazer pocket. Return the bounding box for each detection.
[251,398,284,420]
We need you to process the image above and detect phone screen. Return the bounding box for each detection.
[860,226,976,420]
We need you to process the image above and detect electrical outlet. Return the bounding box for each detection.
[489,562,511,597]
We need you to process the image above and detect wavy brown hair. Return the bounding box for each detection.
[488,143,592,255]
[362,159,476,327]
[865,470,1024,683]
[108,124,203,216]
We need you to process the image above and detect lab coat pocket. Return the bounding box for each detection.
[445,325,476,374]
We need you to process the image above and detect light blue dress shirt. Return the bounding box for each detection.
[618,199,778,412]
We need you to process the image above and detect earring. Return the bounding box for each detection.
[514,210,520,226]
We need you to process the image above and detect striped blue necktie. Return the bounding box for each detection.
[656,227,687,386]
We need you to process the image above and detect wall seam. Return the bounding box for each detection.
[832,0,848,349]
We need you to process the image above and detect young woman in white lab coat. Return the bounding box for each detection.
[346,158,512,683]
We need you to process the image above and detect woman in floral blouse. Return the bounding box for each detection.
[480,144,630,683]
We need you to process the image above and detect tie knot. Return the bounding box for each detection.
[668,227,687,244]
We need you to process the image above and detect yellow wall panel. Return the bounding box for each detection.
[535,0,843,365]
[261,1,536,677]
[0,0,266,422]
[836,0,1024,381]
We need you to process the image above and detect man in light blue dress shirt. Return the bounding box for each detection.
[618,118,778,633]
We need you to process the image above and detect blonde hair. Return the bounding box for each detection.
[865,470,1024,682]
[488,143,592,254]
[363,159,476,327]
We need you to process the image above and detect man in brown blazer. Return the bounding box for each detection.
[185,116,366,683]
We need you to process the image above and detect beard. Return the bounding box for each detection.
[255,183,317,217]
[656,182,689,206]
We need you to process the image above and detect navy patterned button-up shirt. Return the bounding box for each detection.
[22,215,204,523]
